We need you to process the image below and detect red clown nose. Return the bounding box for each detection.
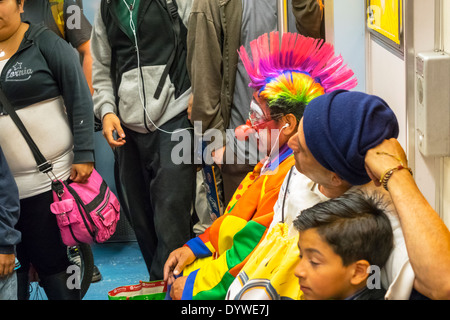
[235,120,256,141]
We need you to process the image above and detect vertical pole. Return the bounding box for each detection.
[277,0,289,34]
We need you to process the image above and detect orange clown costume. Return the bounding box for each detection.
[172,31,356,300]
[181,145,295,300]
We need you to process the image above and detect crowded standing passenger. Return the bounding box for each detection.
[292,0,325,39]
[91,0,196,281]
[0,0,94,299]
[21,0,94,94]
[187,0,325,207]
[21,0,102,284]
[0,146,21,300]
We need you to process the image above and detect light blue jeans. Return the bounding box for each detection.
[0,273,17,300]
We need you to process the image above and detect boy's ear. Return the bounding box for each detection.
[350,260,371,286]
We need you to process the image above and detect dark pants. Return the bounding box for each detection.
[16,190,80,300]
[117,113,196,280]
[16,190,70,276]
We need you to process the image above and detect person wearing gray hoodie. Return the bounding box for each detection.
[91,0,196,281]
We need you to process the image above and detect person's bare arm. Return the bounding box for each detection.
[76,40,94,95]
[365,138,450,299]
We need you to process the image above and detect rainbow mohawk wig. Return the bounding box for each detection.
[239,32,357,110]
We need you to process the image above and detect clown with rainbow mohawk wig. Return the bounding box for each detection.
[237,31,357,138]
[164,32,356,301]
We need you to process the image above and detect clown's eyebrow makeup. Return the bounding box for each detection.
[250,98,265,116]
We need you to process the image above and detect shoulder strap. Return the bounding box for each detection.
[0,89,52,173]
[153,0,181,99]
[100,0,110,25]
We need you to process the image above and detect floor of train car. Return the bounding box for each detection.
[29,241,149,300]
[85,241,149,300]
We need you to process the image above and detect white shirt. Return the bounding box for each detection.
[0,57,73,199]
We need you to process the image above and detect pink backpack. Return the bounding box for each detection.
[50,169,120,246]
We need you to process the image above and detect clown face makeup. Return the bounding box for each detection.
[248,97,283,131]
[248,93,286,157]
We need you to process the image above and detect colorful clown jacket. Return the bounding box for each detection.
[180,144,295,300]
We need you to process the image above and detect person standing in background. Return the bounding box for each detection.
[21,0,101,283]
[21,0,94,94]
[0,0,95,299]
[0,146,21,300]
[187,0,325,206]
[91,0,196,281]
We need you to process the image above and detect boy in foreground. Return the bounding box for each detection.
[294,191,393,300]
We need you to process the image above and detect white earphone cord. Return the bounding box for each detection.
[261,123,288,172]
[122,0,192,135]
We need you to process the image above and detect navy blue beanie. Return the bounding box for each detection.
[303,90,399,185]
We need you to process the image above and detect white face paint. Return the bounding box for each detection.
[248,98,267,128]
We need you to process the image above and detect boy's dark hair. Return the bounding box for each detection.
[294,190,394,268]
